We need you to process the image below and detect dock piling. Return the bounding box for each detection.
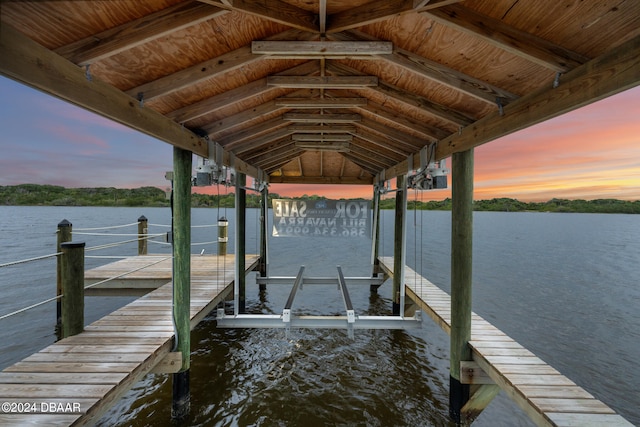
[218,217,228,256]
[60,241,85,338]
[138,215,148,255]
[449,148,474,423]
[56,219,72,331]
[171,146,192,420]
[235,172,246,314]
[258,184,268,290]
[392,175,407,315]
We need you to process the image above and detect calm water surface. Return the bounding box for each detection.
[0,206,638,426]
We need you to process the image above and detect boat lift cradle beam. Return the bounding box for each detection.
[217,266,422,333]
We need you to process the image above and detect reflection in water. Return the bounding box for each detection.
[97,288,454,427]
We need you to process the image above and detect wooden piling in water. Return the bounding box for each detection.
[60,241,84,339]
[138,215,148,255]
[171,146,191,420]
[392,175,407,315]
[235,172,247,314]
[56,219,72,331]
[449,149,474,424]
[218,217,228,256]
[371,186,381,292]
[258,184,268,290]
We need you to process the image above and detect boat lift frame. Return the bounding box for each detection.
[216,265,422,337]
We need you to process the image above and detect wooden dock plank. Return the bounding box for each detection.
[0,254,259,426]
[378,257,634,427]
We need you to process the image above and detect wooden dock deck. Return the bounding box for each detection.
[0,254,259,426]
[378,257,633,427]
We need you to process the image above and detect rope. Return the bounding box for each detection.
[85,234,163,252]
[0,252,62,269]
[74,222,138,231]
[191,224,218,228]
[84,256,172,290]
[85,255,129,259]
[191,240,217,246]
[149,240,171,246]
[149,223,171,228]
[73,232,165,237]
[0,295,62,321]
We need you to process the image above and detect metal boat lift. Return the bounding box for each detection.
[216,265,422,338]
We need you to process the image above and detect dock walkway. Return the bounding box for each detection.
[378,257,633,427]
[0,254,259,426]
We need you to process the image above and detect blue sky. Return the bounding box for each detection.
[1,76,639,201]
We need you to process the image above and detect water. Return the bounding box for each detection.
[0,206,638,426]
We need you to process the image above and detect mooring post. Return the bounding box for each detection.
[60,241,85,339]
[258,184,269,290]
[392,175,407,315]
[56,219,72,332]
[449,149,474,424]
[370,186,381,292]
[235,172,247,314]
[171,146,191,420]
[218,217,228,256]
[138,215,148,255]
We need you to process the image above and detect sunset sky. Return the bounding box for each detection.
[1,76,638,202]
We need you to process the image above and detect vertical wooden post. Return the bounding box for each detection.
[235,172,246,314]
[218,217,228,256]
[171,146,191,420]
[392,175,407,315]
[56,219,72,332]
[370,186,381,292]
[259,185,269,290]
[60,241,84,339]
[138,215,148,255]
[449,149,474,424]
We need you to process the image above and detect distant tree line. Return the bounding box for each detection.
[1,185,638,214]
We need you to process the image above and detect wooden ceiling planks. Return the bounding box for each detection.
[2,0,639,186]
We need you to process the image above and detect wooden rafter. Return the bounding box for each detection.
[268,175,374,184]
[215,117,288,146]
[326,0,463,34]
[228,127,295,154]
[127,28,314,102]
[328,30,517,105]
[168,61,318,123]
[55,1,226,66]
[283,113,362,123]
[198,0,318,33]
[275,97,367,108]
[0,24,262,180]
[326,62,473,127]
[356,101,448,140]
[423,4,590,72]
[384,34,640,180]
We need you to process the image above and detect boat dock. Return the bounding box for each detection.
[0,254,259,426]
[378,257,633,427]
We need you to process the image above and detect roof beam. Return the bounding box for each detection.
[252,41,392,57]
[127,28,313,102]
[328,30,517,105]
[423,4,589,72]
[55,1,226,66]
[294,142,350,152]
[228,127,295,154]
[288,125,357,133]
[0,24,262,180]
[355,118,426,150]
[268,175,374,185]
[292,134,353,142]
[202,100,285,136]
[215,117,288,146]
[275,97,367,108]
[283,113,362,123]
[356,101,448,140]
[384,33,640,180]
[198,0,318,33]
[268,75,378,88]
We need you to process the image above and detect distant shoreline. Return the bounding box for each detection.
[1,184,638,214]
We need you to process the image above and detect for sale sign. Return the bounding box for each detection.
[272,199,371,238]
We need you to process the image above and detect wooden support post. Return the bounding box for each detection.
[449,148,474,424]
[258,185,269,290]
[171,146,191,420]
[60,241,84,339]
[218,217,228,256]
[462,384,501,422]
[235,172,247,314]
[138,215,148,255]
[392,175,407,315]
[370,186,381,292]
[56,219,72,333]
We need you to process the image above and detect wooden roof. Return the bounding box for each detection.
[2,0,639,186]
